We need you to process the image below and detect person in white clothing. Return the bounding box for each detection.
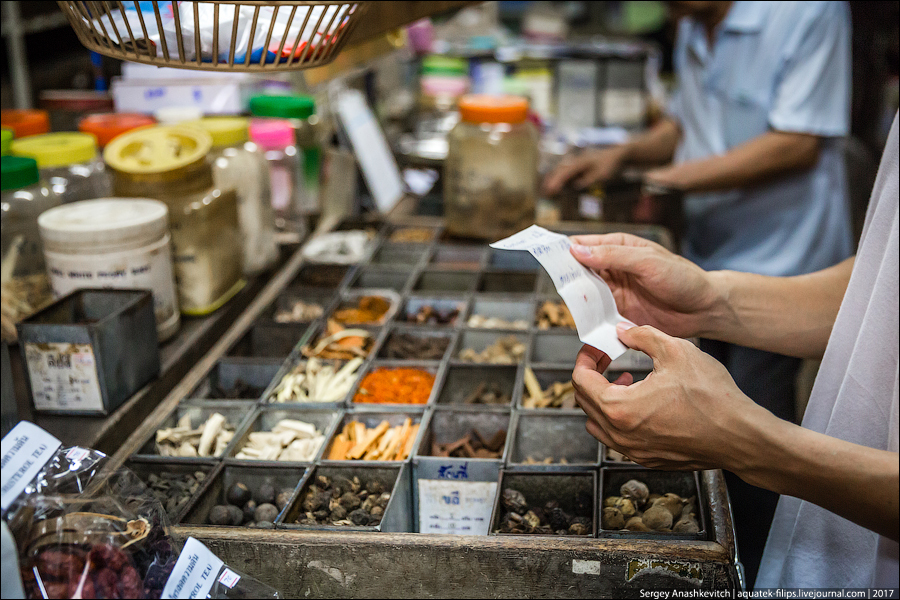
[567,112,899,588]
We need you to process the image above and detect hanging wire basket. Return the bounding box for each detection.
[57,1,369,72]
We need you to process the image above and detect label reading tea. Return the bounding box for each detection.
[162,537,224,599]
[417,479,497,536]
[1,422,61,510]
[24,343,104,412]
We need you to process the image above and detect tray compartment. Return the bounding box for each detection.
[414,269,478,292]
[508,412,600,469]
[376,327,455,362]
[280,463,412,532]
[530,332,583,366]
[350,361,442,407]
[517,367,576,410]
[399,296,467,327]
[454,330,528,365]
[371,243,428,266]
[133,401,256,458]
[430,245,485,270]
[436,365,517,407]
[289,264,352,289]
[226,407,342,464]
[320,410,426,464]
[488,248,540,271]
[598,469,707,540]
[349,267,412,292]
[227,322,309,359]
[466,297,533,330]
[189,358,281,400]
[125,459,220,525]
[489,470,596,537]
[478,271,537,294]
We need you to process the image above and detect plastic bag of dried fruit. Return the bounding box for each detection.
[2,422,281,599]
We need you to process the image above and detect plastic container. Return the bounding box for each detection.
[1,129,12,156]
[11,132,111,204]
[249,95,320,215]
[38,198,181,341]
[0,109,50,138]
[104,125,245,316]
[1,157,61,277]
[188,117,279,275]
[249,118,306,230]
[79,113,156,148]
[154,105,204,125]
[39,89,115,133]
[444,95,538,239]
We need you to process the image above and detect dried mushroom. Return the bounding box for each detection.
[155,413,235,458]
[495,488,592,536]
[601,479,700,534]
[294,475,390,526]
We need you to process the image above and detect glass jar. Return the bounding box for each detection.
[11,133,111,204]
[1,156,60,341]
[444,95,538,239]
[104,125,244,316]
[79,113,156,148]
[188,117,279,276]
[249,118,306,233]
[249,95,320,216]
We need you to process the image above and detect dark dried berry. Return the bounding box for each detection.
[227,482,252,507]
[349,509,369,525]
[255,503,279,523]
[210,505,232,525]
[255,482,276,505]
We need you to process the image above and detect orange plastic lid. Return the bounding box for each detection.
[458,95,529,124]
[1,109,50,138]
[79,113,156,148]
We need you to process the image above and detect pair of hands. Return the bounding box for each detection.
[568,234,765,472]
[542,146,689,196]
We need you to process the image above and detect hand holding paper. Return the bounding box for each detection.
[490,225,634,360]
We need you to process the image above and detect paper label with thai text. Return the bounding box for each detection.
[24,343,104,412]
[162,537,224,599]
[217,568,241,589]
[1,422,61,510]
[417,479,497,536]
[491,225,632,359]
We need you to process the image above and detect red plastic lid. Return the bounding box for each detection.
[458,95,529,124]
[1,109,50,138]
[79,113,156,148]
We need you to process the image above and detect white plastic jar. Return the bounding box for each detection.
[38,198,181,341]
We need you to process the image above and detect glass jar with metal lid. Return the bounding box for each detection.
[444,95,538,239]
[187,116,279,276]
[104,125,244,316]
[249,94,320,216]
[1,156,60,341]
[11,132,111,204]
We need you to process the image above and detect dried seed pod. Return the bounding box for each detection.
[619,479,649,507]
[624,516,651,532]
[349,508,370,526]
[255,503,279,523]
[673,513,700,533]
[614,497,637,519]
[642,504,674,531]
[501,489,528,515]
[602,507,625,529]
[653,493,684,519]
[226,482,252,507]
[255,482,276,505]
[523,510,541,529]
[209,505,232,525]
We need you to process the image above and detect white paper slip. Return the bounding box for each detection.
[162,537,224,599]
[1,422,62,511]
[491,225,633,360]
[417,480,498,536]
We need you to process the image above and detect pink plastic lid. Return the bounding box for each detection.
[249,119,294,149]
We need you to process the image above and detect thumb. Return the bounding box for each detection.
[615,323,673,361]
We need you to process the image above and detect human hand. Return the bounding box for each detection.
[643,164,693,192]
[572,324,765,471]
[542,146,628,196]
[569,233,721,339]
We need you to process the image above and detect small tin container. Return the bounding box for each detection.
[18,289,159,415]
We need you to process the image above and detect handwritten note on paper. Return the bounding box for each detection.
[418,480,498,536]
[491,225,633,359]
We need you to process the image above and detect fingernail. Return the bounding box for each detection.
[571,244,591,257]
[617,322,635,332]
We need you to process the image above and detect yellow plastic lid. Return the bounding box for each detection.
[183,117,249,148]
[104,124,212,175]
[11,132,98,168]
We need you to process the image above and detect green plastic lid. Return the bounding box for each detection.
[422,55,467,75]
[249,95,316,119]
[1,129,12,156]
[1,156,40,191]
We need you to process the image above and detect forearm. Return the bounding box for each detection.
[620,117,682,167]
[652,131,821,193]
[730,406,899,541]
[702,258,853,359]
